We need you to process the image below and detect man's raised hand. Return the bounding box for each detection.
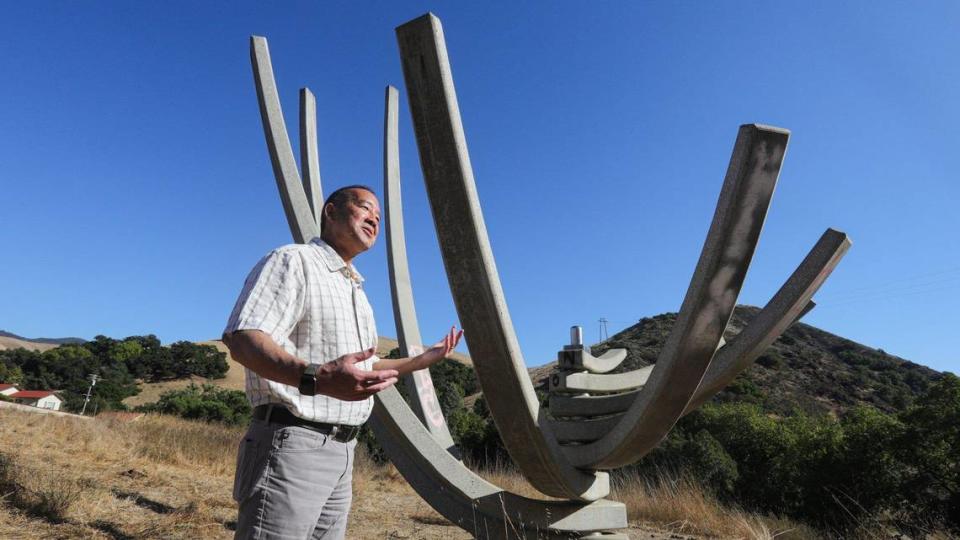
[316,347,399,401]
[417,327,464,368]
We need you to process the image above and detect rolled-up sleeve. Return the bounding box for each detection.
[224,248,307,341]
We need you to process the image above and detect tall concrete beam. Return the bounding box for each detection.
[299,88,323,222]
[383,85,457,453]
[250,36,320,244]
[684,228,850,413]
[396,13,608,501]
[563,125,789,469]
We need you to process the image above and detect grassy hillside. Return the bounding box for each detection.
[0,335,57,353]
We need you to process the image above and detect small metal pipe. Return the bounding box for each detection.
[570,326,583,347]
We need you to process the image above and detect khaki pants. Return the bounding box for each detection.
[233,418,356,540]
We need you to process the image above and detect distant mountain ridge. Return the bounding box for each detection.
[0,330,86,346]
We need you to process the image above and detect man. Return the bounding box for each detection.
[223,185,462,539]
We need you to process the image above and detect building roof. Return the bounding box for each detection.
[10,390,58,399]
[0,384,17,391]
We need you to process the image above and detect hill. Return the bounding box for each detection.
[0,335,59,353]
[0,330,85,348]
[528,305,943,416]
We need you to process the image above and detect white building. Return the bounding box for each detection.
[10,390,62,411]
[0,384,19,397]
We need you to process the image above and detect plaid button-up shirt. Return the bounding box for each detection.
[224,238,378,425]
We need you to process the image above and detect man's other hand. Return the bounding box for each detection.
[417,327,464,368]
[316,348,399,401]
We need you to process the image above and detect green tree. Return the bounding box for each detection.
[897,373,960,527]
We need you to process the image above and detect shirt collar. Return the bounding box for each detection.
[310,238,365,283]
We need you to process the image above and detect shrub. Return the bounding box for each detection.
[135,384,250,426]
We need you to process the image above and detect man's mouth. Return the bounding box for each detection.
[361,226,374,237]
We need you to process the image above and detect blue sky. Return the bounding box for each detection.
[1,2,957,374]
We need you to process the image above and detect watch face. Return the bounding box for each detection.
[299,364,318,396]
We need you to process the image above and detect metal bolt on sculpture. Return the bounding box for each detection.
[248,12,851,539]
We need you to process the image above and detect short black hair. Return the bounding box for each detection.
[319,184,377,232]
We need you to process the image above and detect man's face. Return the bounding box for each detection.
[325,188,381,258]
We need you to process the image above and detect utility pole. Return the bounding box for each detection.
[81,374,98,416]
[598,318,609,342]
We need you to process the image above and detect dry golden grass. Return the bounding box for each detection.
[0,408,241,539]
[0,408,471,539]
[609,469,820,539]
[2,405,885,540]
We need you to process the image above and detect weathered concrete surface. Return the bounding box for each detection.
[397,13,608,501]
[250,36,320,244]
[549,391,640,418]
[383,85,457,452]
[684,229,850,413]
[299,88,323,222]
[563,125,789,469]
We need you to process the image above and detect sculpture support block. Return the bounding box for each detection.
[559,347,628,374]
[549,366,653,394]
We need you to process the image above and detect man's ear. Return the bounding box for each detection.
[322,202,337,224]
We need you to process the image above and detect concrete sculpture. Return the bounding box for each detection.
[248,12,851,539]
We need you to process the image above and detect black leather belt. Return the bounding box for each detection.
[252,404,362,443]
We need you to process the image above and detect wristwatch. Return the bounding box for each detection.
[298,363,320,396]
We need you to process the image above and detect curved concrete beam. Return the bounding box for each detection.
[250,36,627,538]
[396,13,608,500]
[563,124,789,469]
[548,299,817,419]
[299,88,323,222]
[250,36,320,244]
[559,347,628,374]
[369,388,627,539]
[549,366,653,394]
[383,85,457,452]
[684,228,850,413]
